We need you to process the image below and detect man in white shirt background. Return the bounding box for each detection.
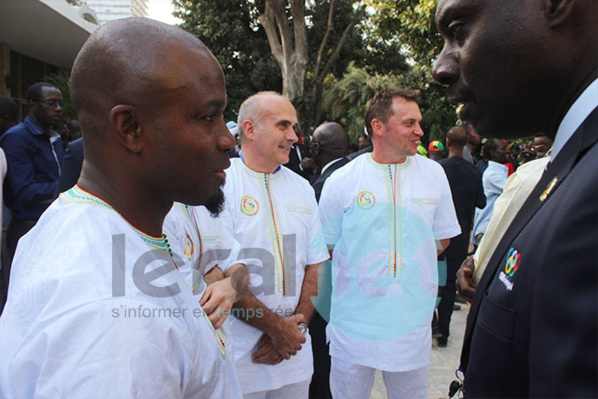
[223,92,329,398]
[319,88,460,399]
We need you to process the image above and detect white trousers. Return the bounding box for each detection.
[330,357,428,399]
[242,378,310,399]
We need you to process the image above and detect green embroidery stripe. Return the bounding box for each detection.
[61,187,113,210]
[140,233,170,254]
[203,235,221,245]
[286,207,312,215]
[412,198,436,205]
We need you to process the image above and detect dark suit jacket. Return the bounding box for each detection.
[462,107,598,398]
[312,157,350,201]
[56,137,83,194]
[284,142,313,180]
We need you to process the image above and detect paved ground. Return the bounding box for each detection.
[370,304,467,399]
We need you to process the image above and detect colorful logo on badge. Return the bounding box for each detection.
[356,191,375,210]
[184,232,194,261]
[504,247,521,277]
[499,247,521,291]
[241,196,259,216]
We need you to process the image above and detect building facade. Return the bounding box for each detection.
[85,0,149,25]
[0,0,98,117]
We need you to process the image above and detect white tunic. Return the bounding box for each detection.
[319,154,460,371]
[163,202,241,295]
[0,186,242,398]
[222,158,329,394]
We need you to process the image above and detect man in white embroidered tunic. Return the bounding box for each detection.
[319,88,461,399]
[0,19,242,397]
[223,92,329,398]
[164,203,248,328]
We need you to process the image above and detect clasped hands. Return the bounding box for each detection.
[252,314,307,365]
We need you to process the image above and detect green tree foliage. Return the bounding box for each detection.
[323,62,457,145]
[369,0,441,66]
[366,0,458,142]
[174,0,372,129]
[323,64,401,141]
[173,0,281,121]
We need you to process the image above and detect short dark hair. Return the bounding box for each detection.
[26,82,56,102]
[482,138,500,156]
[364,88,420,137]
[0,96,18,120]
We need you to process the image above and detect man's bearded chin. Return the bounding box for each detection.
[205,187,225,217]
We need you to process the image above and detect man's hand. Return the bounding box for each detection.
[201,264,248,329]
[252,335,284,365]
[456,256,477,302]
[200,278,237,329]
[268,314,306,360]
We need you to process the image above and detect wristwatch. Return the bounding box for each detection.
[298,322,308,335]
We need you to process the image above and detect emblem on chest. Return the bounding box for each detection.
[498,247,521,291]
[240,196,259,216]
[356,191,375,210]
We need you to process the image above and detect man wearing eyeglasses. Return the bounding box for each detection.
[222,92,329,398]
[0,82,65,264]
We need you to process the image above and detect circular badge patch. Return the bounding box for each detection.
[356,191,375,210]
[240,196,259,216]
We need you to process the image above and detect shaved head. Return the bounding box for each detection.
[446,125,468,150]
[311,122,349,168]
[71,18,214,146]
[69,17,233,227]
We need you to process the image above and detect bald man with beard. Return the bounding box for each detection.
[0,18,242,397]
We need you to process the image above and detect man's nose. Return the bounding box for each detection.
[432,45,459,86]
[218,122,235,151]
[287,127,298,143]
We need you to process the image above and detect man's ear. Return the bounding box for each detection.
[311,141,321,157]
[242,119,256,141]
[27,100,38,114]
[109,105,144,153]
[371,119,385,137]
[543,0,575,26]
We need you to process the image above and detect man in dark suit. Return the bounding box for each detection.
[56,137,83,194]
[435,126,485,347]
[308,121,348,399]
[433,0,598,397]
[311,122,349,201]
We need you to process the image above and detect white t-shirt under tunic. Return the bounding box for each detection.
[0,186,242,398]
[319,154,460,372]
[222,158,329,394]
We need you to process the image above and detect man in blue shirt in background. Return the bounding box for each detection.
[1,82,64,265]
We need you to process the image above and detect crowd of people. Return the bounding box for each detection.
[0,0,596,397]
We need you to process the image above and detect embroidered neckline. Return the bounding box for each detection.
[366,153,412,170]
[61,185,113,210]
[235,157,283,180]
[62,187,227,359]
[62,185,171,254]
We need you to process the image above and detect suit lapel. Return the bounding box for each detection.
[462,106,598,369]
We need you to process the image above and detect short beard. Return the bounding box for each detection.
[205,188,225,217]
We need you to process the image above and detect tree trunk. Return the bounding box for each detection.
[311,3,366,128]
[259,0,308,100]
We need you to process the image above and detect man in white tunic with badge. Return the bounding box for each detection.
[223,92,329,398]
[319,88,461,398]
[0,18,242,397]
